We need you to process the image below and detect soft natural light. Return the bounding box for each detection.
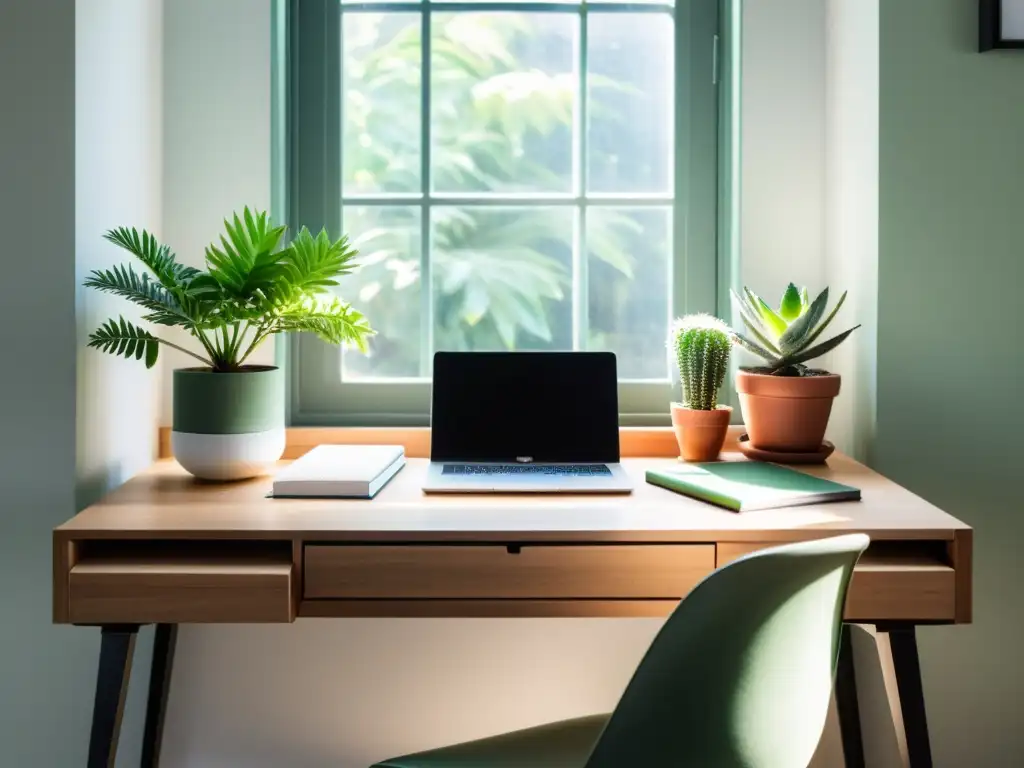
[337,1,676,382]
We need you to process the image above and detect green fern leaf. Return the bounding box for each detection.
[277,299,374,352]
[89,209,374,370]
[280,227,360,296]
[84,264,192,326]
[87,316,161,369]
[205,207,288,298]
[103,227,198,288]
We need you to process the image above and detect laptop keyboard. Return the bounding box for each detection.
[443,464,612,477]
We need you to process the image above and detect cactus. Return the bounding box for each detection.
[671,314,732,410]
[731,283,860,376]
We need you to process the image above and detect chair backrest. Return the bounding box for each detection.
[585,533,869,768]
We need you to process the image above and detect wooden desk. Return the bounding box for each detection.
[55,442,971,768]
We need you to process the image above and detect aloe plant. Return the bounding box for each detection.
[671,314,732,410]
[731,283,859,376]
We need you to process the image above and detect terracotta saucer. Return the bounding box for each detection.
[736,434,835,464]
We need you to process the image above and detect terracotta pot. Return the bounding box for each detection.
[670,403,733,462]
[735,370,841,453]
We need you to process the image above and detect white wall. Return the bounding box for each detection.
[824,0,879,461]
[76,2,167,764]
[739,0,879,461]
[161,0,274,424]
[76,0,163,512]
[155,3,869,767]
[740,0,828,298]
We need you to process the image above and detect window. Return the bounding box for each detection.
[284,0,727,425]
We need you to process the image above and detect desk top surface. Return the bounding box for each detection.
[56,454,969,543]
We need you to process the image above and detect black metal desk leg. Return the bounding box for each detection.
[141,624,178,767]
[835,624,865,768]
[88,625,139,768]
[884,624,934,768]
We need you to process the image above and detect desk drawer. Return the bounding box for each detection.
[69,557,295,624]
[717,541,957,622]
[304,545,715,600]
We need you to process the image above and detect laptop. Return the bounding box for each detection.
[423,351,633,494]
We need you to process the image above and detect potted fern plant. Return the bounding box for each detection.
[670,314,733,462]
[84,208,372,480]
[731,284,859,453]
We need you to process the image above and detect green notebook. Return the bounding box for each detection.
[646,462,861,512]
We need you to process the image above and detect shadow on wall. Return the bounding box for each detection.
[154,620,906,768]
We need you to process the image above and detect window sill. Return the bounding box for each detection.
[157,426,746,460]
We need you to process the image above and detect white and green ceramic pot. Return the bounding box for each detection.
[171,366,286,481]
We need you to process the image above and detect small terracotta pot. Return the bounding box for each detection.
[670,403,733,462]
[736,370,841,453]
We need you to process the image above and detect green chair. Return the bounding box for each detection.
[371,533,869,768]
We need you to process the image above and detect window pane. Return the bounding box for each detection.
[341,206,422,379]
[434,0,579,3]
[432,207,573,354]
[587,207,670,379]
[432,13,576,194]
[342,14,421,195]
[587,13,673,193]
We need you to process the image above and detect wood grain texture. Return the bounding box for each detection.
[298,599,680,618]
[291,539,304,609]
[55,455,970,543]
[68,557,295,624]
[873,629,910,766]
[157,425,745,460]
[952,528,973,623]
[52,538,75,623]
[715,542,770,567]
[56,439,973,626]
[846,557,955,622]
[304,544,715,600]
[717,543,957,622]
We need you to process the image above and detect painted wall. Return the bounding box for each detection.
[0,0,163,764]
[75,2,167,758]
[76,0,164,530]
[739,0,874,459]
[824,0,879,460]
[877,1,1024,765]
[0,3,85,765]
[160,0,274,425]
[740,0,828,297]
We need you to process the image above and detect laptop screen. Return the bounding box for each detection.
[430,351,620,463]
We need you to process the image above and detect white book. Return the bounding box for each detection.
[271,445,405,499]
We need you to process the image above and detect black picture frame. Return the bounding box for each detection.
[980,0,1024,50]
